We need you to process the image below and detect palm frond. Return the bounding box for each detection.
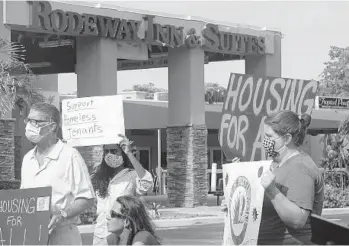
[0,38,44,117]
[0,40,26,62]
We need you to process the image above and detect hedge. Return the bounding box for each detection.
[0,180,21,190]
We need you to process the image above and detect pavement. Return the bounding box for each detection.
[79,205,349,245]
[78,194,349,234]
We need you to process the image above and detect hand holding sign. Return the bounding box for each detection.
[260,169,276,192]
[48,214,64,234]
[118,134,136,154]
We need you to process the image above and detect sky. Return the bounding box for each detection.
[58,1,349,93]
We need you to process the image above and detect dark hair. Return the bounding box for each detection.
[30,103,61,129]
[91,146,133,198]
[117,195,161,245]
[265,110,311,147]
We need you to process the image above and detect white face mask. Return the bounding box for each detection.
[25,123,53,144]
[105,153,124,168]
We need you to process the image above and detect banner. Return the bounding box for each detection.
[62,95,125,147]
[219,73,319,162]
[223,161,271,246]
[0,187,52,245]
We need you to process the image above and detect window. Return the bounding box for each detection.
[207,148,226,169]
[161,152,167,169]
[207,148,226,191]
[135,147,151,171]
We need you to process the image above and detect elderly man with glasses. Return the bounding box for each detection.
[20,102,96,245]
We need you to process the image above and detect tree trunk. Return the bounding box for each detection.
[166,125,208,207]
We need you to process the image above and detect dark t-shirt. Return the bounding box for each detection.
[257,152,324,245]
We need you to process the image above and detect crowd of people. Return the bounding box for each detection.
[20,102,324,245]
[21,102,159,245]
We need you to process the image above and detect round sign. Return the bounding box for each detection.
[228,176,252,245]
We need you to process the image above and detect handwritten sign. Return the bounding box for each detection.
[222,161,271,246]
[219,73,318,162]
[62,95,125,147]
[0,187,51,245]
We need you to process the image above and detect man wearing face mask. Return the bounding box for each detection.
[20,103,96,245]
[91,135,153,245]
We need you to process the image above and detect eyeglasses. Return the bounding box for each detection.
[24,118,50,127]
[110,210,125,219]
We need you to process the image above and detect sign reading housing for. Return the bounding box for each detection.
[219,73,318,162]
[62,95,125,147]
[0,187,51,245]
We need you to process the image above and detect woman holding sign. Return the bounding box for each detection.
[222,110,324,245]
[260,110,324,245]
[91,135,154,245]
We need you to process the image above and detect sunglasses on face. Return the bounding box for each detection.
[110,210,125,219]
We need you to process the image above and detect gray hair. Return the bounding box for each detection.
[30,103,61,126]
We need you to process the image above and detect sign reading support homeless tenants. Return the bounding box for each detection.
[219,73,319,162]
[0,187,51,245]
[62,95,125,147]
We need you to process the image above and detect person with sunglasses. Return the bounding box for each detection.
[91,135,153,245]
[20,103,96,245]
[106,195,161,245]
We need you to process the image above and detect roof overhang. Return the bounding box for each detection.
[122,100,349,132]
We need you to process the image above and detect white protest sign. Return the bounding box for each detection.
[222,161,272,246]
[61,95,125,147]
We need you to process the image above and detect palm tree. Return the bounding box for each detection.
[0,38,44,117]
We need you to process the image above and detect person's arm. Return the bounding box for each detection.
[49,149,96,232]
[261,166,314,230]
[68,149,96,212]
[119,134,154,194]
[127,152,147,179]
[128,153,154,194]
[265,186,310,229]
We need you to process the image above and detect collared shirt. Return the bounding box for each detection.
[94,168,153,239]
[20,140,96,226]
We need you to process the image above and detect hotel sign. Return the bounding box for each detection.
[28,1,266,56]
[315,96,349,110]
[118,56,209,71]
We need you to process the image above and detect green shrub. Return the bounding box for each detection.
[0,180,21,190]
[79,204,97,225]
[323,184,349,208]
